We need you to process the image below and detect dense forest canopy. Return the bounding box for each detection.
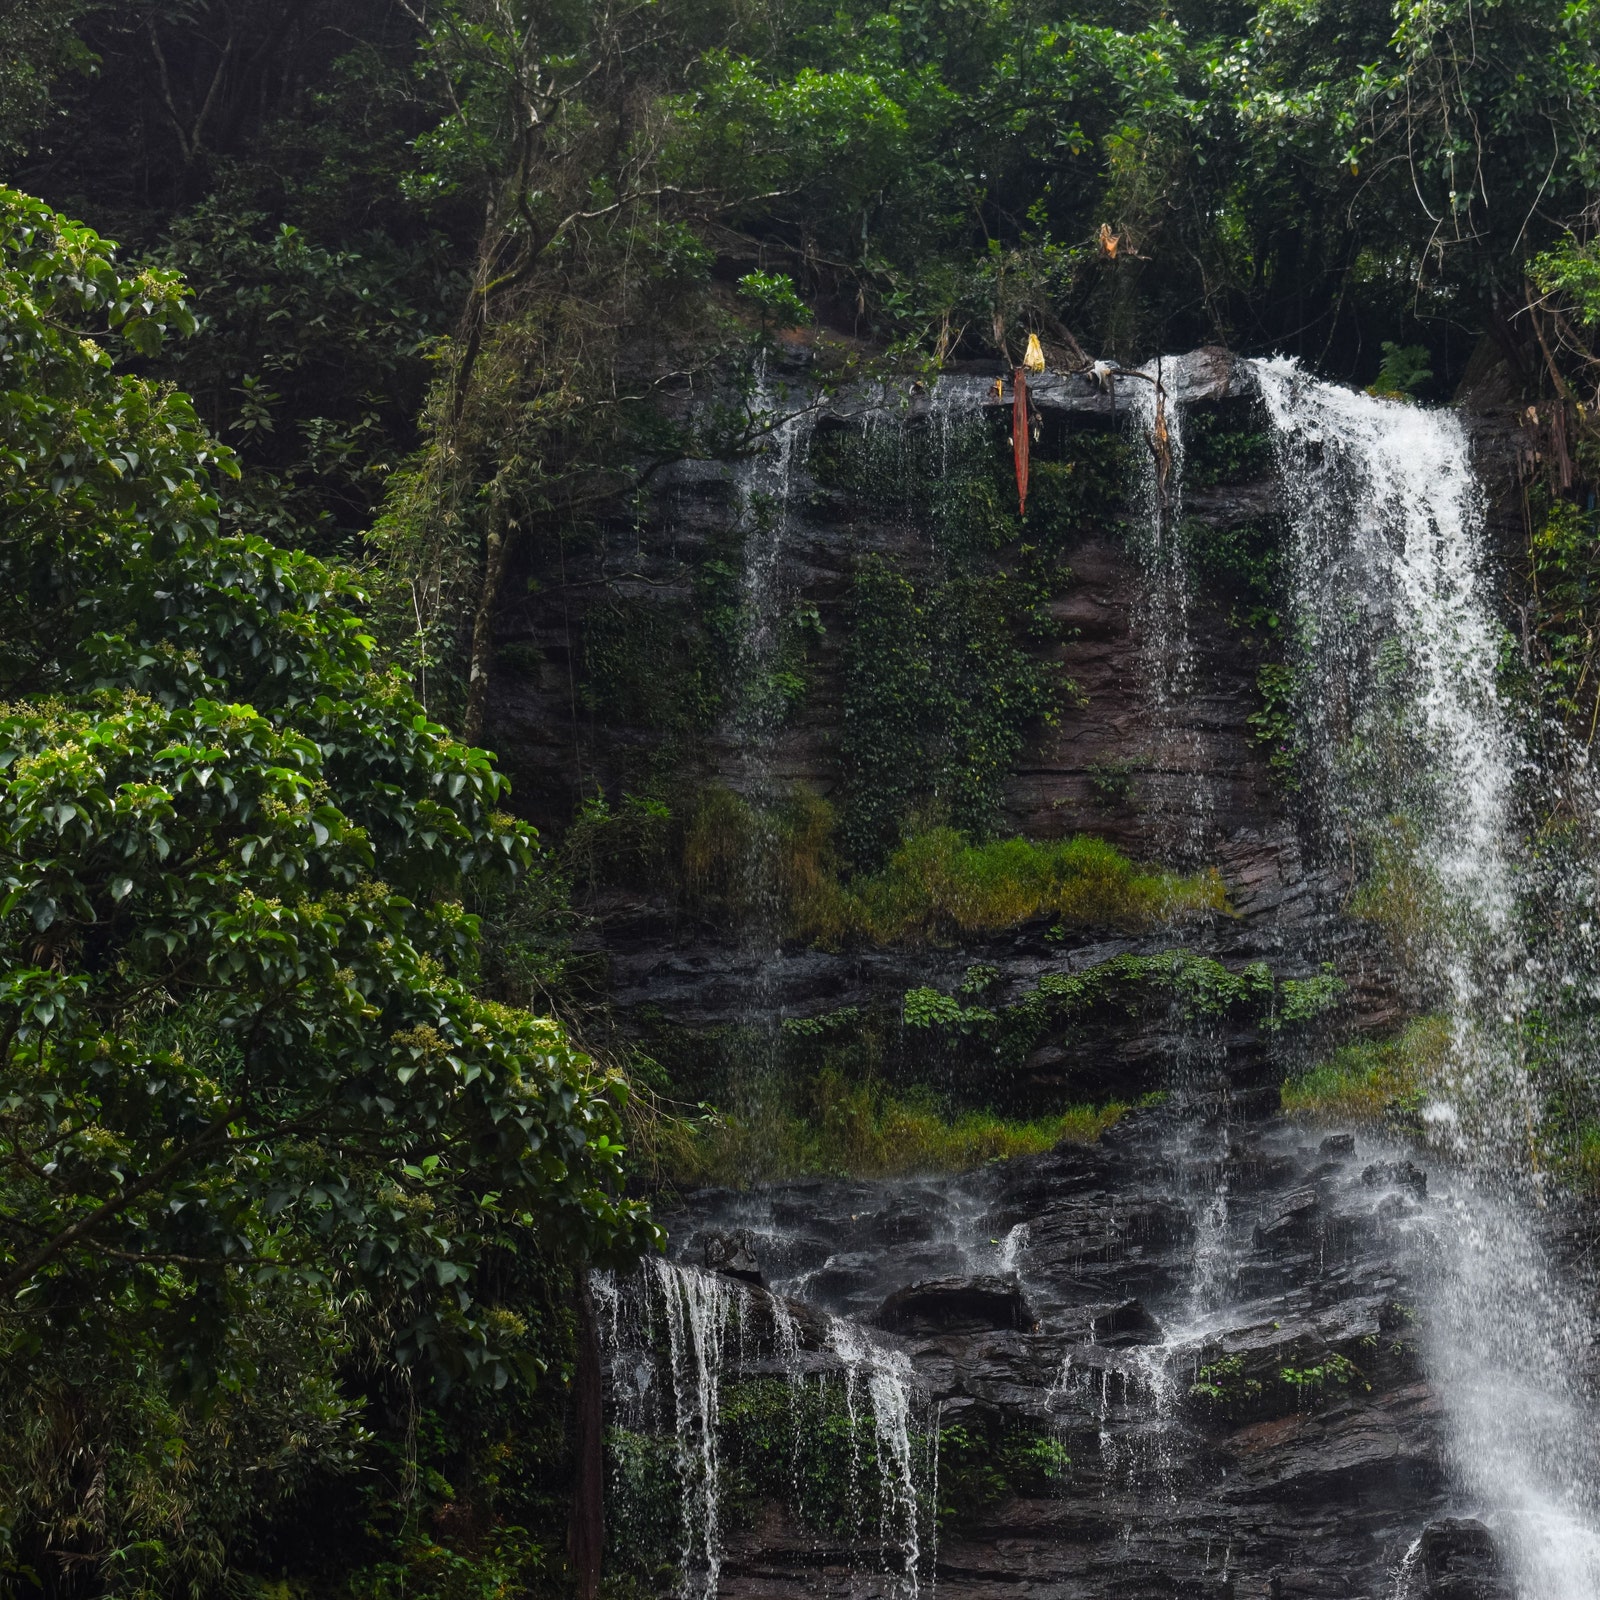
[3,2,1600,1597]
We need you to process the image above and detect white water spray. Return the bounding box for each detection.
[735,356,816,760]
[1253,359,1524,1111]
[652,1259,737,1600]
[1253,355,1600,1598]
[827,1318,925,1597]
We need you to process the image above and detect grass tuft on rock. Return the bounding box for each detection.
[1280,1016,1450,1121]
[675,1070,1126,1187]
[669,786,1228,946]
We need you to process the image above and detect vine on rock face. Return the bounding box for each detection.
[838,555,1064,865]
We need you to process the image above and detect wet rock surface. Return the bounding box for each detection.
[1415,1519,1513,1600]
[503,359,1597,1594]
[662,1111,1460,1599]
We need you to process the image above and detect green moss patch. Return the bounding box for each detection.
[664,785,1229,945]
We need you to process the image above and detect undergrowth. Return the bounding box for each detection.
[829,827,1228,942]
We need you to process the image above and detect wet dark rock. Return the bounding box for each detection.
[507,363,1564,1600]
[875,1276,1031,1335]
[704,1228,764,1285]
[1364,1160,1428,1198]
[1084,1296,1164,1346]
[1269,1570,1359,1597]
[669,1117,1480,1600]
[1227,1144,1300,1191]
[486,360,1407,1075]
[1254,1188,1322,1246]
[1416,1518,1512,1600]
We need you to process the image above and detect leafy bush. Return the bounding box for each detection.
[838,828,1228,943]
[666,786,1227,945]
[1368,342,1434,399]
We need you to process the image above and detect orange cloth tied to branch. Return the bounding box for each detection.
[1013,367,1030,517]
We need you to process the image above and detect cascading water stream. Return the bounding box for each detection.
[1253,355,1600,1598]
[725,356,818,1090]
[1127,353,1222,864]
[1253,358,1533,1149]
[827,1318,926,1596]
[594,1256,938,1600]
[654,1259,735,1600]
[1127,356,1193,712]
[734,355,816,781]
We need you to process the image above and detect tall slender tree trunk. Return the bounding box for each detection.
[461,509,517,745]
[569,1273,605,1600]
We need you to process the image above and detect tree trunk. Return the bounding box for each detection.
[569,1272,605,1600]
[461,510,517,745]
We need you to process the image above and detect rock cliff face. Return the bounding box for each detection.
[486,352,1401,1084]
[485,353,1556,1598]
[661,1113,1466,1600]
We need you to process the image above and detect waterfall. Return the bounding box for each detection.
[652,1259,737,1600]
[827,1318,926,1597]
[1127,353,1222,863]
[1252,356,1600,1598]
[734,355,816,772]
[595,1259,939,1600]
[1252,356,1531,1154]
[1128,355,1193,714]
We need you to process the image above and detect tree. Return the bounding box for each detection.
[0,186,657,1588]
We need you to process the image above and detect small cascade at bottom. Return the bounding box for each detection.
[593,1258,940,1600]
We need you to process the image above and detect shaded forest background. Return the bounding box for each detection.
[3,1,1600,1597]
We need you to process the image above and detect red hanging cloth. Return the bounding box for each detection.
[1013,366,1030,517]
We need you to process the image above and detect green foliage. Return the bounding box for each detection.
[1531,238,1600,327]
[675,1070,1127,1187]
[0,0,92,160]
[1369,342,1434,399]
[900,949,1338,1086]
[846,829,1228,944]
[1274,965,1347,1030]
[708,1379,1062,1543]
[1526,497,1600,730]
[1189,1346,1370,1422]
[1086,760,1136,808]
[153,202,443,555]
[1247,662,1304,786]
[1183,406,1275,488]
[580,597,725,756]
[717,1376,917,1540]
[1279,1352,1369,1399]
[1024,434,1135,543]
[0,1272,362,1599]
[1188,1353,1262,1409]
[656,784,1227,946]
[1188,516,1283,641]
[0,191,655,1594]
[736,270,813,328]
[840,559,1064,862]
[933,1419,1070,1523]
[605,1425,683,1588]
